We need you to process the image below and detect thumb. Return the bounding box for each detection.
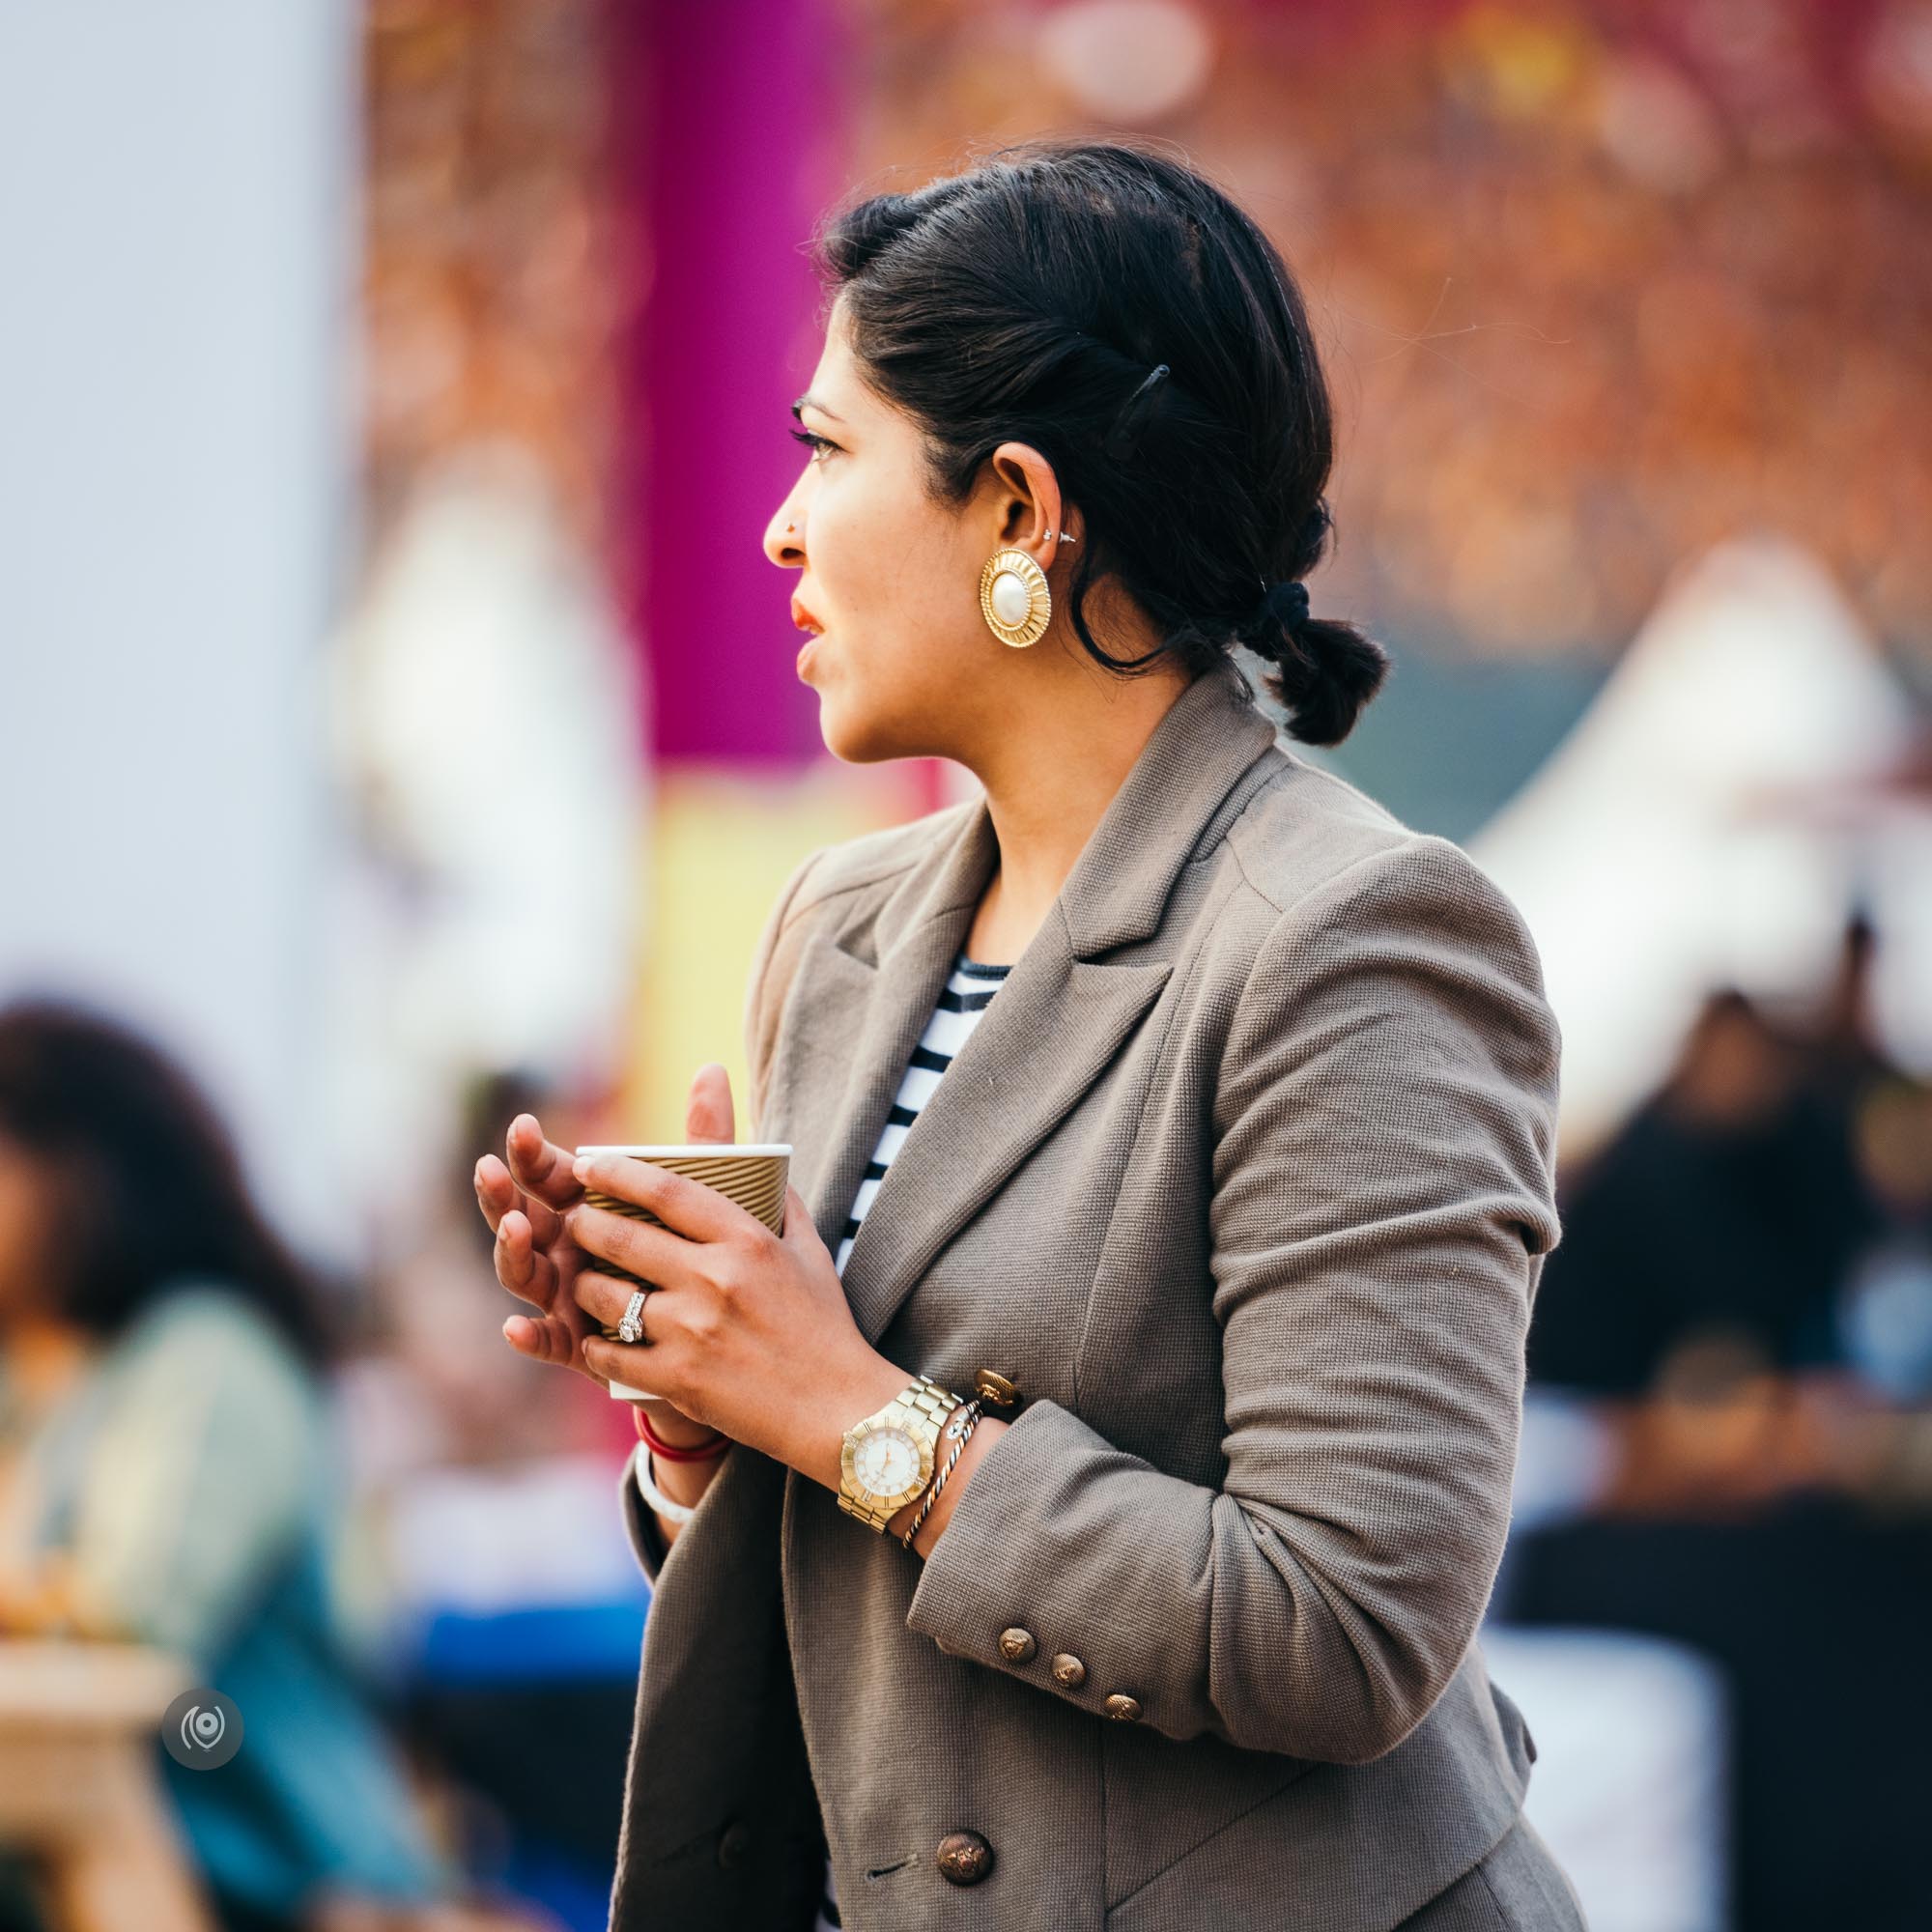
[684,1062,737,1144]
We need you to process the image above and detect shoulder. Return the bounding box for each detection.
[785,799,976,925]
[750,797,974,975]
[1218,753,1547,984]
[1208,766,1563,1248]
[741,801,978,1115]
[1208,760,1559,1136]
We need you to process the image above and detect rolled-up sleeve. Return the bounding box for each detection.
[904,836,1563,1765]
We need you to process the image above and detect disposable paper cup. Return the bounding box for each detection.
[575,1144,791,1401]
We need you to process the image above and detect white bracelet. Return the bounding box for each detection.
[634,1443,696,1526]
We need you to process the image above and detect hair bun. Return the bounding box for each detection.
[1239,579,1311,665]
[1251,579,1310,644]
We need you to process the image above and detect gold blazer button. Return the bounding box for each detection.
[936,1830,995,1887]
[1105,1693,1144,1722]
[998,1627,1037,1663]
[975,1369,1020,1407]
[1051,1652,1087,1688]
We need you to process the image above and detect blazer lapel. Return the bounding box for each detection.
[785,663,1281,1349]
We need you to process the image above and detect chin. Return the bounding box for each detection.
[819,709,891,765]
[815,682,911,766]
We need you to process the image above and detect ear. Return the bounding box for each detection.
[986,441,1067,565]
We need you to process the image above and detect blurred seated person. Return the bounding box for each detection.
[1825,1066,1932,1512]
[1527,986,1897,1519]
[0,1001,484,1932]
[1516,986,1932,1929]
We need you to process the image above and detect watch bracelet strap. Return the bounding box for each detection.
[838,1375,963,1531]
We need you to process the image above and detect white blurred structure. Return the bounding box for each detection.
[0,0,354,1253]
[1470,535,1928,1161]
[1482,1625,1730,1932]
[325,443,647,1248]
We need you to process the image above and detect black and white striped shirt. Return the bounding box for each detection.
[832,952,1012,1277]
[815,949,1011,1929]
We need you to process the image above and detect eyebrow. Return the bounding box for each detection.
[791,393,845,424]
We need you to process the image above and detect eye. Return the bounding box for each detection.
[789,426,837,464]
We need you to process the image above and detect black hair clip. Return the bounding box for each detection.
[1103,362,1170,462]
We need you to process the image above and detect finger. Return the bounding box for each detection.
[514,1179,567,1249]
[565,1202,698,1288]
[502,1309,599,1378]
[684,1062,737,1145]
[475,1153,515,1233]
[501,1311,565,1364]
[582,1332,655,1390]
[505,1113,585,1210]
[524,1188,567,1249]
[571,1268,648,1334]
[503,1262,599,1361]
[572,1152,749,1244]
[495,1208,562,1311]
[479,1159,568,1253]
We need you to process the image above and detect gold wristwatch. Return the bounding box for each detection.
[838,1376,961,1532]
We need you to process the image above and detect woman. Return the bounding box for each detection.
[475,137,1585,1929]
[0,1001,466,1932]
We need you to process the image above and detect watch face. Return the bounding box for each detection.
[854,1425,920,1497]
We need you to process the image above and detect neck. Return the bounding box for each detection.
[960,663,1194,956]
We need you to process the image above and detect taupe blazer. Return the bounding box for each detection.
[609,660,1572,1930]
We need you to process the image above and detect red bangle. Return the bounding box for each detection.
[633,1407,729,1462]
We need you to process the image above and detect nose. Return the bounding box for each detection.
[763,479,808,569]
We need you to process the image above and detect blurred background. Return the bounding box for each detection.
[3,2,1930,1928]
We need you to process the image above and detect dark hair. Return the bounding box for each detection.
[811,136,1391,746]
[0,999,335,1365]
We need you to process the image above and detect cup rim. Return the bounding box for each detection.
[574,1143,792,1158]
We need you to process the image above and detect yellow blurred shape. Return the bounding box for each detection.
[625,764,924,1144]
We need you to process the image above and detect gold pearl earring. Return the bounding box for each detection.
[979,547,1052,648]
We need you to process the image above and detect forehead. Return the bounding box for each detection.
[803,309,856,395]
[801,297,924,446]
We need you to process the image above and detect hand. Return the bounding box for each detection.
[474,1113,594,1379]
[474,1068,736,1448]
[569,1102,887,1470]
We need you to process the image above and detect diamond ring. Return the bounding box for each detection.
[616,1288,649,1346]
